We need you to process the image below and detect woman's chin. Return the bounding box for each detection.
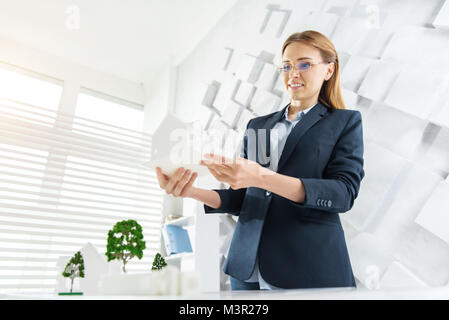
[288,92,305,100]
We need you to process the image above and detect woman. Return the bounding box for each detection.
[155,30,365,290]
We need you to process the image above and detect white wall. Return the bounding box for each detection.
[142,56,178,134]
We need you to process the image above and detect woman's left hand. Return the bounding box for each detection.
[200,153,266,190]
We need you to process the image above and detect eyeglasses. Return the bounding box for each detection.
[278,61,329,73]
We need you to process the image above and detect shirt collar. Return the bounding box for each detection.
[283,102,317,122]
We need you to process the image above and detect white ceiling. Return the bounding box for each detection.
[0,0,238,84]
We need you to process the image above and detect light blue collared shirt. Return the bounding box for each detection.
[244,102,317,289]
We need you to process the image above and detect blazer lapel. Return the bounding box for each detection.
[276,102,329,171]
[255,104,289,166]
[263,104,289,130]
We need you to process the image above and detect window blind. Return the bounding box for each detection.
[0,96,163,294]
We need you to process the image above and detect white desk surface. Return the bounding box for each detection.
[2,286,449,300]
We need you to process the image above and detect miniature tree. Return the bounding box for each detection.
[62,251,85,293]
[105,219,146,273]
[151,253,168,271]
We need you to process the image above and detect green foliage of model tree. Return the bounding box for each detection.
[62,251,85,293]
[105,219,146,273]
[151,253,168,271]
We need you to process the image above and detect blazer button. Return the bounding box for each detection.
[266,191,271,196]
[328,200,332,207]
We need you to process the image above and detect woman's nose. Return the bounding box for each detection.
[289,73,300,80]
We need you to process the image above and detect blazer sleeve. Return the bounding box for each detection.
[289,111,365,213]
[203,120,252,215]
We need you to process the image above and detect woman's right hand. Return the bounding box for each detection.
[155,167,198,198]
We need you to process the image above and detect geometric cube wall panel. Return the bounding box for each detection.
[236,107,256,131]
[256,63,279,91]
[414,126,449,175]
[341,88,358,109]
[382,26,449,74]
[273,72,285,95]
[433,0,449,29]
[234,81,256,107]
[222,127,245,159]
[283,12,340,39]
[364,103,428,160]
[392,223,449,287]
[234,53,258,83]
[341,55,375,92]
[429,88,449,129]
[338,52,351,70]
[351,97,371,124]
[322,0,358,15]
[371,168,449,286]
[250,89,282,116]
[369,167,449,287]
[208,115,230,135]
[385,69,449,120]
[221,100,243,128]
[380,26,420,62]
[380,0,443,30]
[415,177,449,245]
[342,141,405,231]
[379,261,428,289]
[357,60,402,102]
[213,73,239,116]
[262,7,291,39]
[330,17,372,54]
[201,81,220,108]
[196,105,214,130]
[353,28,392,59]
[371,163,442,241]
[226,49,245,76]
[280,92,290,108]
[347,232,394,288]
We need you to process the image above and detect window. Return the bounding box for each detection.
[0,64,62,111]
[75,89,144,132]
[0,67,162,294]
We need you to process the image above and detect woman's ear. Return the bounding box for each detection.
[324,62,335,81]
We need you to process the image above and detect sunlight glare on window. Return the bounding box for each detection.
[0,66,62,110]
[75,92,144,132]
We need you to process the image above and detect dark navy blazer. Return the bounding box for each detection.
[204,101,365,289]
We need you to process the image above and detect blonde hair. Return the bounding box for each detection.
[281,30,346,110]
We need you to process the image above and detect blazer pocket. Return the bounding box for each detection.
[297,215,342,228]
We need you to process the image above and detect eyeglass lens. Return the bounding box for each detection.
[282,62,312,73]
